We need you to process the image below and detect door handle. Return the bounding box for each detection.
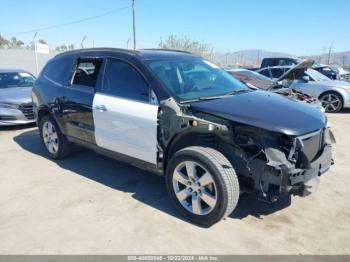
[94,105,107,112]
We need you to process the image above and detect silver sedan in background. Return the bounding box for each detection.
[257,61,350,113]
[0,69,36,126]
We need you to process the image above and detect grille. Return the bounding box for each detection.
[18,103,35,120]
[345,74,350,82]
[300,129,324,162]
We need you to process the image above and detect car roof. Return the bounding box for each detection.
[55,48,199,60]
[0,69,29,73]
[262,57,298,60]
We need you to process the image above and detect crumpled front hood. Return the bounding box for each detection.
[0,86,33,104]
[189,90,326,136]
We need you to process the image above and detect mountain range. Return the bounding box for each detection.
[212,49,350,69]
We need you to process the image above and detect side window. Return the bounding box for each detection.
[102,59,150,102]
[71,59,103,88]
[270,68,284,78]
[43,56,73,85]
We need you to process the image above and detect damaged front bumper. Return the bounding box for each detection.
[289,144,333,197]
[248,128,335,202]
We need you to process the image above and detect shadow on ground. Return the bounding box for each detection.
[340,108,350,114]
[13,129,291,224]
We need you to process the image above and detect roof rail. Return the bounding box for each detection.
[55,47,139,57]
[140,48,194,54]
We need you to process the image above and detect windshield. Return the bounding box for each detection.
[0,72,35,89]
[230,70,273,90]
[145,58,249,102]
[305,68,330,81]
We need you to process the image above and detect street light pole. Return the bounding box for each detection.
[81,35,87,49]
[132,0,136,50]
[33,32,39,76]
[126,38,131,49]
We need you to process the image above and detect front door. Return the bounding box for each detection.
[93,58,158,164]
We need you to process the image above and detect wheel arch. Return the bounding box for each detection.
[164,131,237,171]
[37,106,65,134]
[318,89,345,103]
[37,106,50,123]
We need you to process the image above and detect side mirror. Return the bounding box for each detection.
[278,80,289,88]
[302,76,310,82]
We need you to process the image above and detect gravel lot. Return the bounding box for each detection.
[0,112,349,255]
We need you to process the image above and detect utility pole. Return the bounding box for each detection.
[132,0,136,50]
[131,0,136,50]
[327,44,333,65]
[33,32,39,76]
[225,52,229,67]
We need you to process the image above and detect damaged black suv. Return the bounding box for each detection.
[32,48,335,226]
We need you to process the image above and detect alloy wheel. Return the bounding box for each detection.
[320,93,342,112]
[172,161,217,216]
[42,121,59,154]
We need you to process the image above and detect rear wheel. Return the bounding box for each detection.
[320,92,343,113]
[166,146,239,226]
[39,115,71,159]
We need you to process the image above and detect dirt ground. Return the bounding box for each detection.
[0,112,349,255]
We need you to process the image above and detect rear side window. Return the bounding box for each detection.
[43,56,73,85]
[278,59,297,66]
[102,59,150,102]
[262,59,278,68]
[71,59,103,88]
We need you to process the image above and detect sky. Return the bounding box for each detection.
[1,0,349,55]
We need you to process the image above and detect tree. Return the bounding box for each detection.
[159,35,212,59]
[26,41,35,50]
[8,37,24,48]
[60,45,68,51]
[0,35,9,48]
[38,39,47,44]
[68,44,75,50]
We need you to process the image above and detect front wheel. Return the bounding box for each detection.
[165,146,240,226]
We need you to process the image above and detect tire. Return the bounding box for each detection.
[39,115,71,159]
[319,92,343,113]
[165,146,240,226]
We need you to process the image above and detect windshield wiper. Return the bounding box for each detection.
[226,89,251,95]
[180,89,252,104]
[180,96,224,104]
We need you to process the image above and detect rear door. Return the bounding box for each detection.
[63,58,103,144]
[93,58,159,164]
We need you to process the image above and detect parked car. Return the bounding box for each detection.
[260,57,338,80]
[32,49,335,226]
[257,61,350,113]
[0,69,36,126]
[225,68,324,112]
[330,65,350,82]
